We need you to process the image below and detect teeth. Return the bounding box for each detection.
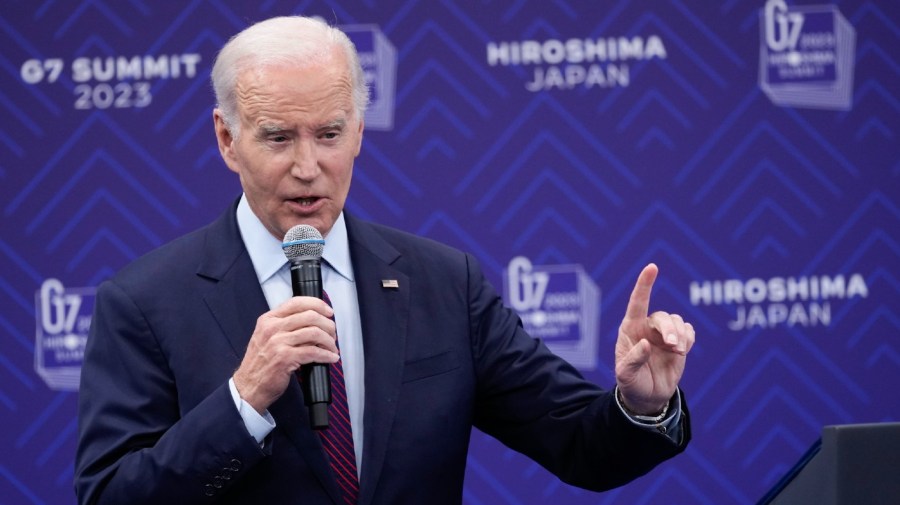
[297,198,315,205]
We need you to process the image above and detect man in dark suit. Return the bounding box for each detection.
[75,15,695,505]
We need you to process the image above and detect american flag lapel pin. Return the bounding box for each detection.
[381,279,399,289]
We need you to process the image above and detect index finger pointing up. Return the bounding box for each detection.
[624,263,659,321]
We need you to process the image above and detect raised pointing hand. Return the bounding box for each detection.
[615,263,694,415]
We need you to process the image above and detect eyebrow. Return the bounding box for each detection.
[257,123,287,135]
[254,117,348,136]
[320,118,347,130]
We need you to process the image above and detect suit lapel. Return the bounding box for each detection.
[196,201,267,359]
[196,200,342,503]
[346,215,410,505]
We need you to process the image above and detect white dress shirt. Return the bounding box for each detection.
[229,195,365,473]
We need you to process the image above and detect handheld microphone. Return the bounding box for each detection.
[282,224,330,429]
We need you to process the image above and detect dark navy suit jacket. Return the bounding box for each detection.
[75,199,689,504]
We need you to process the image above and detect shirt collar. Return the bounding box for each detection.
[236,194,354,284]
[236,195,285,285]
[322,212,354,282]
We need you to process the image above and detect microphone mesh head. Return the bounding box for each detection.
[282,224,324,261]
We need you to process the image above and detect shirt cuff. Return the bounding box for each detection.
[228,377,276,444]
[614,386,682,439]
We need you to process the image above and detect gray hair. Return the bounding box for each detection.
[211,16,369,137]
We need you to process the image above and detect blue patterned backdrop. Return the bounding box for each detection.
[1,1,898,503]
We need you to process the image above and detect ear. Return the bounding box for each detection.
[213,109,240,174]
[353,118,365,157]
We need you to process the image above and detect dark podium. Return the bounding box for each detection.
[759,422,900,505]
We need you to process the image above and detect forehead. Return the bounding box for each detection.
[235,53,355,124]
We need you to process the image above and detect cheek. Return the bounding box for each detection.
[335,161,354,191]
[321,149,354,177]
[228,139,255,172]
[240,148,289,182]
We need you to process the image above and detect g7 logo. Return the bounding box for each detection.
[507,257,548,312]
[40,279,82,335]
[765,0,805,52]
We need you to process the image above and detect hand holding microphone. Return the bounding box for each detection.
[231,225,338,420]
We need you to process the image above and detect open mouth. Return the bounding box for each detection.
[294,197,319,207]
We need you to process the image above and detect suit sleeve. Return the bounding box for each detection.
[466,254,690,491]
[74,279,267,504]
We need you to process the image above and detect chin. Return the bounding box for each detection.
[284,217,327,236]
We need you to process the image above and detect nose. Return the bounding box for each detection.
[290,137,319,181]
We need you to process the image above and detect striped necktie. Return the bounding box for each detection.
[319,291,359,504]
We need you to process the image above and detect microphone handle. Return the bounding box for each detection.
[290,259,331,430]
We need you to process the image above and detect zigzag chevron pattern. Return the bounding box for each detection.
[0,1,897,504]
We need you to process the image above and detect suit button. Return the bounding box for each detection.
[229,458,242,472]
[204,484,215,496]
[213,476,224,489]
